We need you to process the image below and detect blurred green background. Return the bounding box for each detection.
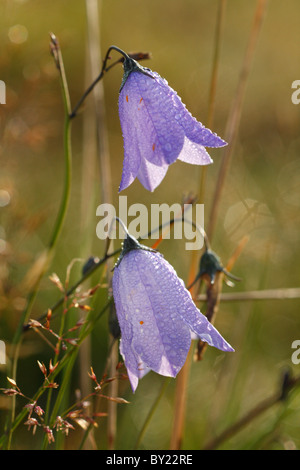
[1,0,300,450]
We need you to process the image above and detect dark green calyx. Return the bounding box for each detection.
[199,249,242,285]
[82,256,100,276]
[115,233,156,268]
[199,250,223,285]
[120,57,154,92]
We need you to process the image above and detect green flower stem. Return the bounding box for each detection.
[203,373,300,450]
[171,0,268,453]
[70,45,128,119]
[170,0,227,445]
[0,297,112,450]
[23,214,195,330]
[41,352,77,450]
[134,377,171,450]
[199,0,227,204]
[42,290,69,449]
[42,274,111,449]
[6,33,72,450]
[207,0,268,241]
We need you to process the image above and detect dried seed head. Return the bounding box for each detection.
[7,377,18,389]
[34,405,44,416]
[37,360,47,377]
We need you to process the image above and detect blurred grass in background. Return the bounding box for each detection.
[0,0,300,450]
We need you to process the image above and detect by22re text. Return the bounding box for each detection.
[106,454,193,466]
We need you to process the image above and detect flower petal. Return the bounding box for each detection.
[139,253,234,351]
[119,71,185,169]
[113,263,148,392]
[137,158,168,192]
[177,136,213,165]
[119,338,150,393]
[112,249,192,389]
[113,244,234,392]
[118,63,227,191]
[149,72,227,148]
[118,151,141,193]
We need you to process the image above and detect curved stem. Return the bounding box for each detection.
[70,45,129,119]
[169,345,194,450]
[134,377,171,450]
[199,0,227,204]
[6,33,72,449]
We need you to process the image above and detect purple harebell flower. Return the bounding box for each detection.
[118,56,227,192]
[112,230,234,392]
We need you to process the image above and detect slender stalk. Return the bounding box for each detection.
[134,378,171,450]
[70,44,129,119]
[199,0,227,203]
[203,373,300,450]
[48,38,72,249]
[22,214,194,331]
[169,0,268,449]
[6,33,72,450]
[83,0,118,450]
[0,298,113,450]
[42,287,69,449]
[197,287,300,302]
[170,1,227,449]
[169,346,194,450]
[207,0,268,240]
[22,248,120,330]
[72,0,105,449]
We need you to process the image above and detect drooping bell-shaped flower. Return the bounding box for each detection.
[118,56,227,192]
[188,248,242,288]
[112,231,234,393]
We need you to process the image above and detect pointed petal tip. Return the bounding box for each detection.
[118,176,132,193]
[203,132,227,148]
[130,382,138,394]
[209,139,227,149]
[215,136,228,148]
[220,139,228,147]
[219,339,235,353]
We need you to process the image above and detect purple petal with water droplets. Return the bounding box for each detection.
[119,338,150,393]
[118,67,227,191]
[144,250,234,353]
[112,247,234,392]
[112,250,192,392]
[137,158,168,192]
[177,137,213,165]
